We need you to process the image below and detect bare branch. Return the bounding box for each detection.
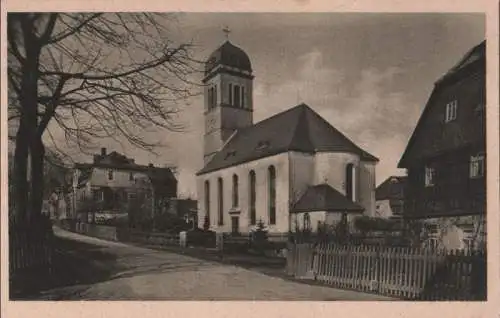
[47,14,102,45]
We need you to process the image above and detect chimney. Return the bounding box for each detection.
[101,147,107,156]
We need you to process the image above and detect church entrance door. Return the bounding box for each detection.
[231,216,239,235]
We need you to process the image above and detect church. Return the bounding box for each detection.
[196,38,379,236]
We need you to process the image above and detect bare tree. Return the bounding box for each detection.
[8,13,202,223]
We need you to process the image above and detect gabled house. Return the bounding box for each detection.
[398,40,486,250]
[375,176,407,219]
[70,148,177,222]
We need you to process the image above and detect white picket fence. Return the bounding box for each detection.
[286,242,486,300]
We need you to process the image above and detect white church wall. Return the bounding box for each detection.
[197,153,290,234]
[359,161,377,217]
[313,152,359,194]
[288,152,315,206]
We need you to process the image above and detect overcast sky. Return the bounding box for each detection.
[45,13,485,198]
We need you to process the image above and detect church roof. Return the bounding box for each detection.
[205,40,252,75]
[291,184,365,213]
[197,103,378,175]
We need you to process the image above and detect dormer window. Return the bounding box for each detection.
[445,100,458,122]
[256,141,270,150]
[224,151,236,160]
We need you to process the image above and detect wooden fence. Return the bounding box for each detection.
[286,243,486,300]
[9,223,54,276]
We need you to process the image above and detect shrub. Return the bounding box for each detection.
[187,228,216,248]
[203,214,210,231]
[249,219,269,254]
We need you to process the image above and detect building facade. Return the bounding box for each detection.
[196,40,378,235]
[398,40,486,250]
[71,148,177,222]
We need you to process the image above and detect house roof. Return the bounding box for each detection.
[74,150,177,189]
[290,184,365,213]
[398,40,486,168]
[436,40,486,85]
[197,103,378,175]
[375,176,407,201]
[75,162,177,182]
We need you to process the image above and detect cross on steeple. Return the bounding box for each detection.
[222,26,231,40]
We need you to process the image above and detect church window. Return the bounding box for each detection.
[234,84,241,107]
[227,83,246,108]
[218,177,224,225]
[241,86,245,108]
[208,85,217,110]
[268,166,276,225]
[232,174,239,208]
[249,170,256,225]
[204,180,210,222]
[345,163,357,201]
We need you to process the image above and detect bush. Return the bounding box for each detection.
[249,219,269,254]
[187,228,216,248]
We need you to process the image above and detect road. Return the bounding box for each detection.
[37,228,395,300]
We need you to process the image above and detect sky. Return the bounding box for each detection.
[38,13,486,198]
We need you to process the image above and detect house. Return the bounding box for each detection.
[375,176,407,219]
[70,148,177,222]
[196,39,379,236]
[398,40,486,250]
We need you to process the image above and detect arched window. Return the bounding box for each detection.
[268,166,276,225]
[232,174,239,207]
[217,177,224,226]
[204,180,210,222]
[345,163,357,202]
[249,170,256,225]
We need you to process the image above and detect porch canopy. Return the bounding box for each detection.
[290,184,365,213]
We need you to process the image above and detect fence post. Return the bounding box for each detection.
[376,243,382,293]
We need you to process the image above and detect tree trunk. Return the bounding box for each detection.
[30,139,45,222]
[14,16,41,224]
[13,121,30,223]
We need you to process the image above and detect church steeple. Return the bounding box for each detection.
[203,33,254,164]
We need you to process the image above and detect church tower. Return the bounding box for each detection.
[203,31,254,164]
